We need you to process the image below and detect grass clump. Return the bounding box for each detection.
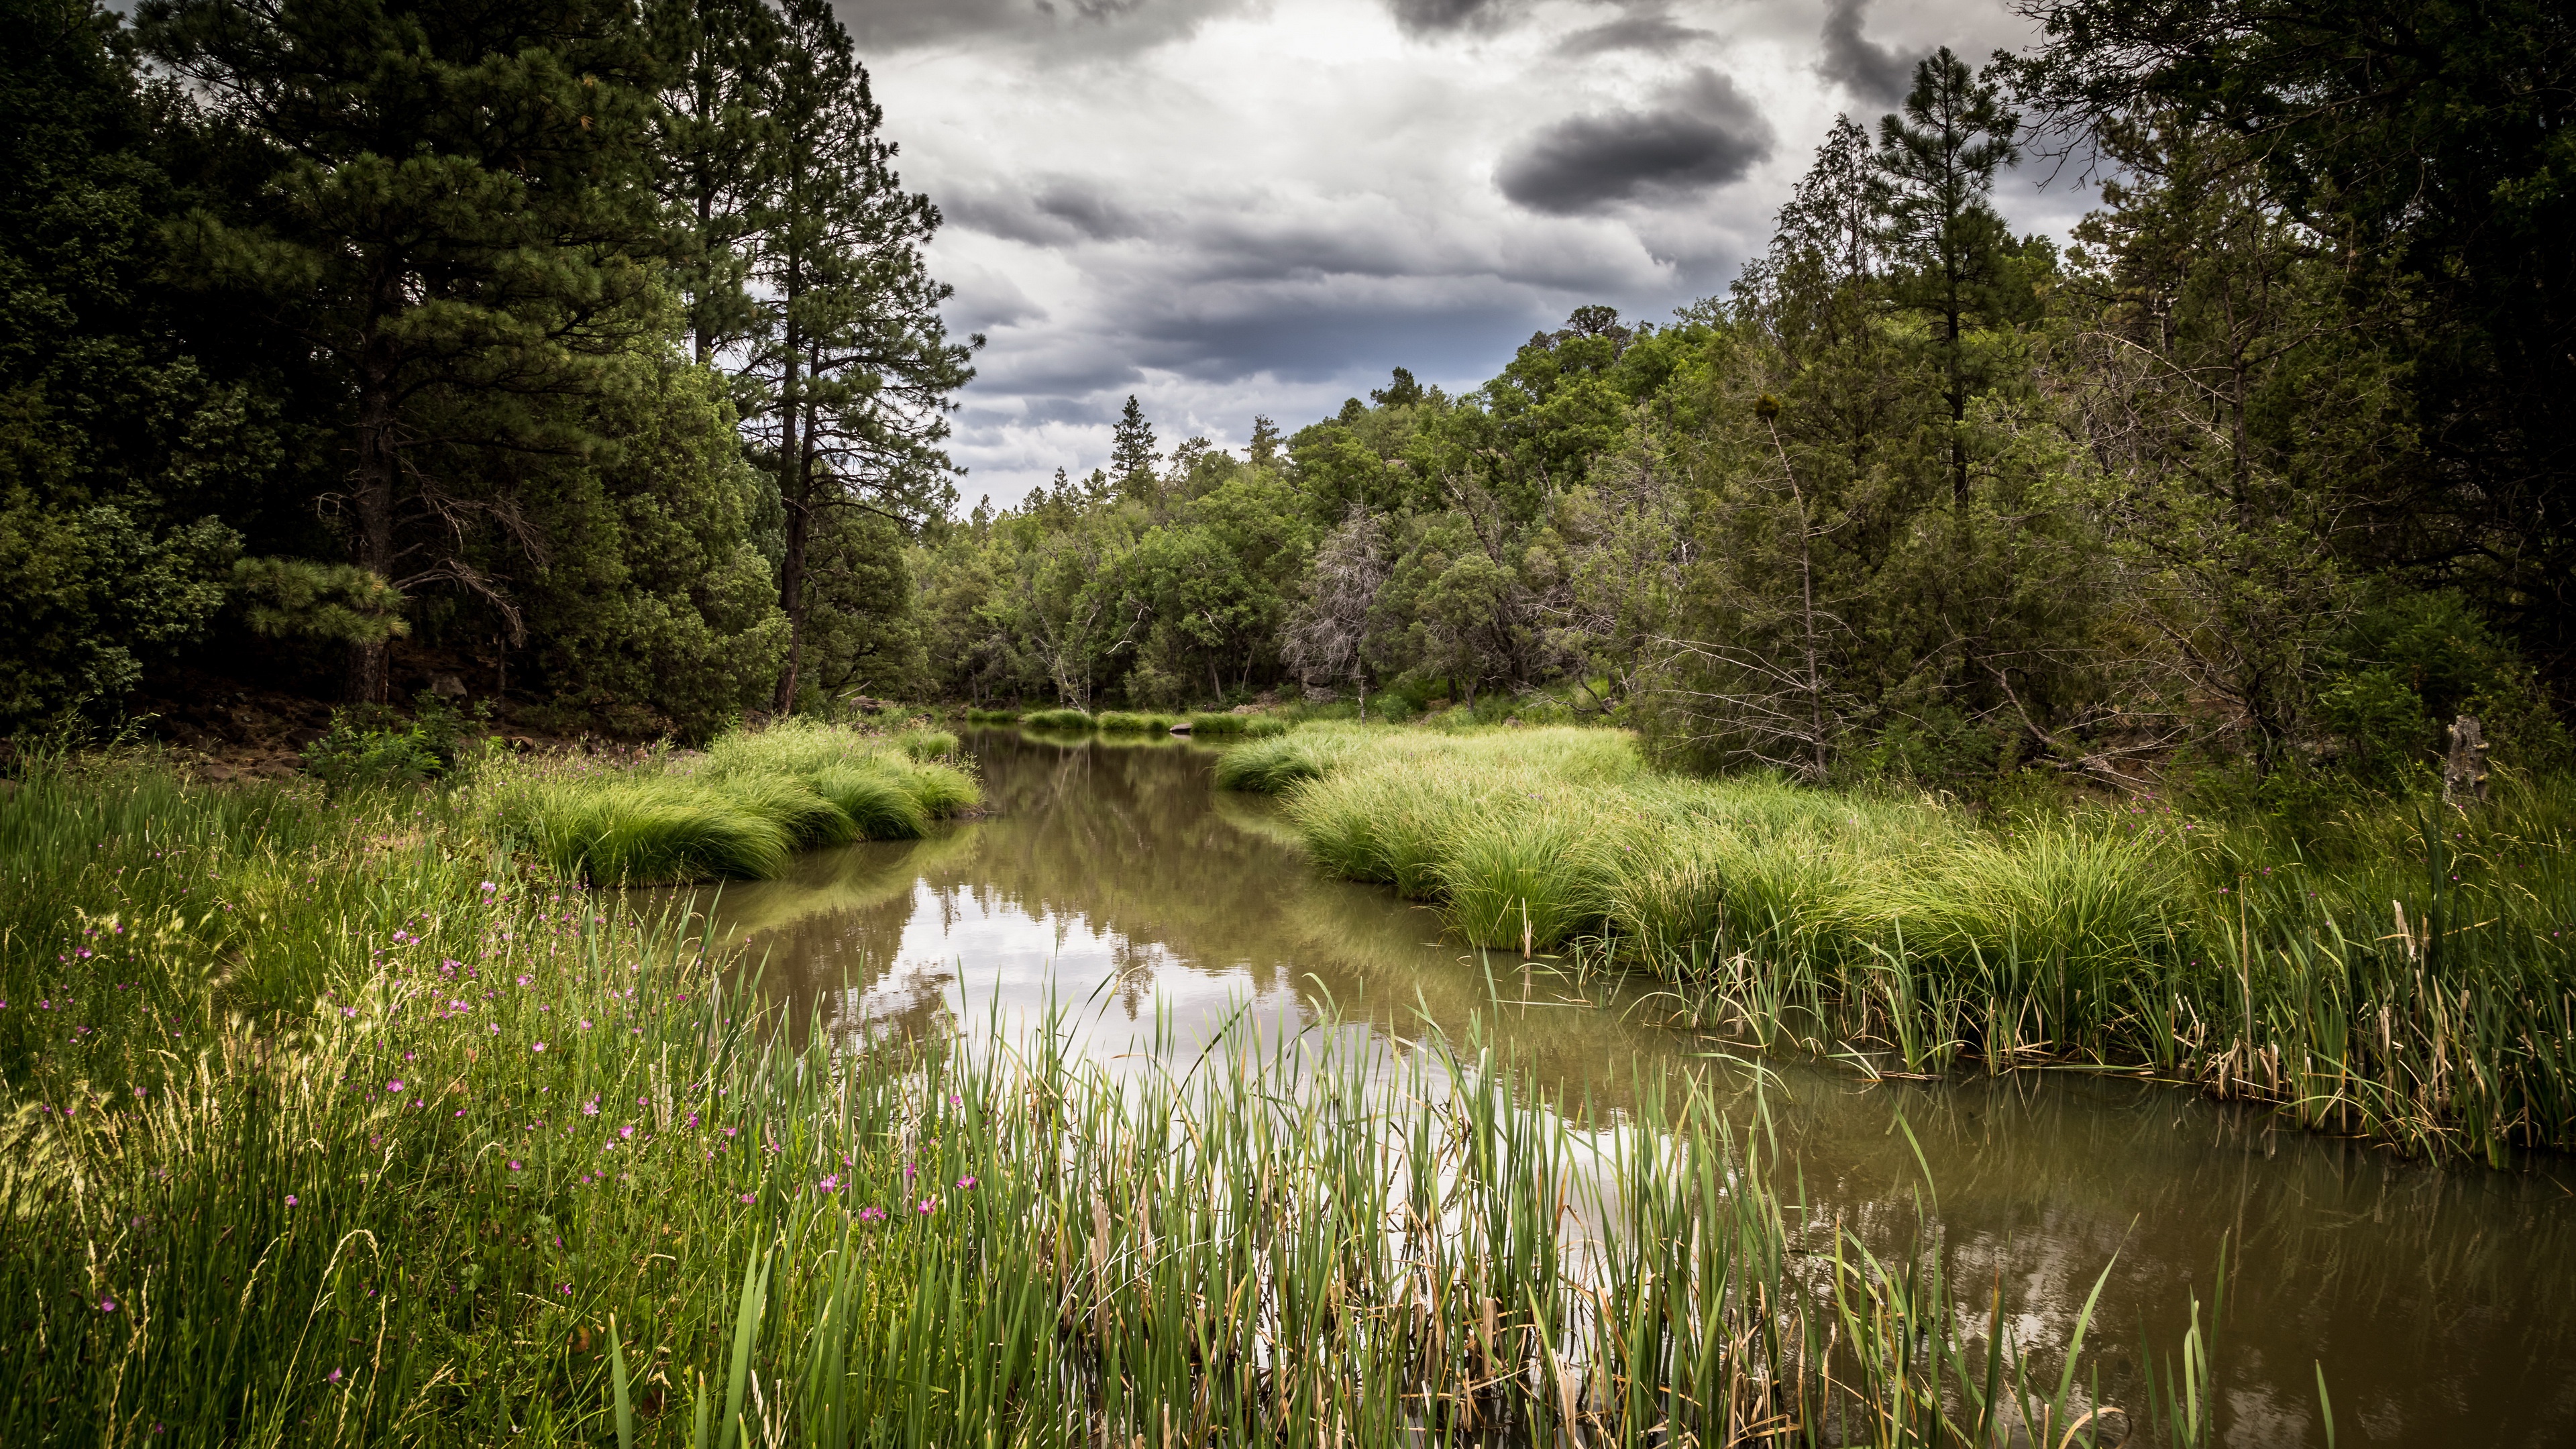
[964,706,1021,724]
[1185,711,1290,737]
[502,718,979,883]
[1021,706,1094,731]
[894,727,960,761]
[1094,710,1181,733]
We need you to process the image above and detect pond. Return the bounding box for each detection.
[692,727,2576,1449]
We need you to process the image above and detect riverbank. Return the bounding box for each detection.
[0,753,2212,1444]
[1218,724,2576,1162]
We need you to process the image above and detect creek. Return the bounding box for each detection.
[692,728,2576,1448]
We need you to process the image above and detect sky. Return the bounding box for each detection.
[841,0,2088,510]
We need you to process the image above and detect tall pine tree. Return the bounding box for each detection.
[139,0,672,701]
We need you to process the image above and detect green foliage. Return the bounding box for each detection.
[230,557,407,645]
[301,696,471,796]
[0,504,237,728]
[1020,708,1093,731]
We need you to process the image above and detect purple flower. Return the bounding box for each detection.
[509,1161,523,1172]
[956,1175,977,1190]
[285,1195,299,1207]
[386,1079,404,1093]
[738,1193,756,1205]
[531,1041,545,1053]
[327,1368,343,1385]
[818,1175,841,1193]
[917,1196,938,1216]
[98,1297,116,1313]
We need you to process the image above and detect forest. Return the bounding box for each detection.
[7,0,2574,805]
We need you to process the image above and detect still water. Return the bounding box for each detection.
[696,729,2576,1448]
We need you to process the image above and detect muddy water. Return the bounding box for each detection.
[697,729,2576,1448]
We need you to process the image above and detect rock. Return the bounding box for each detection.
[2445,714,2488,805]
[429,674,468,700]
[1169,722,1193,735]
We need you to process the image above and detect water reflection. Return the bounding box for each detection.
[691,728,2576,1448]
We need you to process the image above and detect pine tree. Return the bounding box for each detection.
[751,0,973,711]
[1110,394,1158,500]
[647,0,785,369]
[1246,415,1282,468]
[1871,47,2020,506]
[138,0,671,701]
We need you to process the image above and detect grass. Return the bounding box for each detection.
[963,708,1020,724]
[500,718,979,885]
[1020,708,1093,731]
[1225,724,2576,1162]
[1091,710,1181,733]
[1183,712,1289,738]
[0,752,2249,1446]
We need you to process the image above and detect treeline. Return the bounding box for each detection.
[919,14,2576,798]
[1,0,966,738]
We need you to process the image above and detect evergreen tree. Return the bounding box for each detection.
[1871,47,2021,506]
[1245,415,1282,468]
[138,0,672,702]
[1110,394,1159,500]
[750,0,973,710]
[647,0,784,370]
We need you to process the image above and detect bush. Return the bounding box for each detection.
[301,696,470,795]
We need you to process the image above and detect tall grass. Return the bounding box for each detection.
[500,719,979,885]
[1091,710,1179,733]
[1020,708,1093,731]
[1229,725,2576,1161]
[1183,712,1290,738]
[0,753,2251,1446]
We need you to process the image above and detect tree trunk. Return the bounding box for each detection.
[769,245,806,714]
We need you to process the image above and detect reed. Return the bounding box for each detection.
[0,754,2235,1445]
[1229,726,2576,1160]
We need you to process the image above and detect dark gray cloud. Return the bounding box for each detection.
[838,0,1238,56]
[1495,68,1772,215]
[1562,10,1714,55]
[1383,0,1507,36]
[1817,0,1919,109]
[943,176,1148,246]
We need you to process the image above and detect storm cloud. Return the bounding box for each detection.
[843,0,2074,504]
[1818,0,1921,109]
[1495,70,1773,216]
